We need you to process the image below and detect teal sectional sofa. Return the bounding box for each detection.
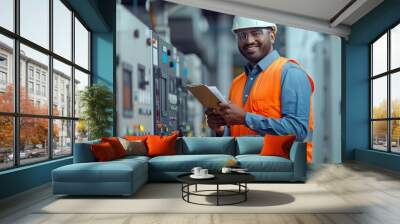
[52,137,307,196]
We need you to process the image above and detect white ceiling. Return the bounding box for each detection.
[163,0,384,38]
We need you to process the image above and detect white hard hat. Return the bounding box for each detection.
[232,16,277,33]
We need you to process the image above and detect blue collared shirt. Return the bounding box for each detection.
[225,50,311,141]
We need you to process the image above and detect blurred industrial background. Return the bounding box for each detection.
[115,0,342,163]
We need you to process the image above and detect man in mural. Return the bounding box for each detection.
[206,16,314,161]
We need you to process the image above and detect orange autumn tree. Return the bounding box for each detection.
[0,85,14,149]
[0,84,59,150]
[372,99,400,143]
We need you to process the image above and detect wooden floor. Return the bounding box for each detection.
[1,162,400,224]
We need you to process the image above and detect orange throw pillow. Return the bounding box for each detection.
[91,142,117,162]
[146,132,178,157]
[101,137,127,158]
[260,135,296,159]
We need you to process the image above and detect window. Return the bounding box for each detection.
[42,85,46,97]
[74,69,89,118]
[0,35,13,113]
[0,0,14,32]
[0,55,7,67]
[19,117,49,165]
[74,17,90,70]
[36,84,40,95]
[0,116,13,170]
[35,70,41,81]
[53,0,72,60]
[20,0,49,49]
[53,59,72,117]
[0,0,91,170]
[28,67,34,80]
[0,71,6,85]
[371,23,400,154]
[28,81,34,94]
[53,120,72,158]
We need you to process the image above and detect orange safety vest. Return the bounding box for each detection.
[228,57,314,162]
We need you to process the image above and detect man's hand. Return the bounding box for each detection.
[205,108,226,136]
[217,102,246,125]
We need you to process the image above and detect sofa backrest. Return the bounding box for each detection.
[235,136,264,155]
[73,139,100,163]
[177,137,236,155]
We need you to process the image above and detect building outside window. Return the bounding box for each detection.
[35,83,40,95]
[370,23,400,154]
[0,54,7,67]
[42,85,46,97]
[0,71,6,84]
[41,73,46,83]
[35,70,40,81]
[28,67,34,80]
[0,0,91,170]
[28,81,34,94]
[0,54,7,88]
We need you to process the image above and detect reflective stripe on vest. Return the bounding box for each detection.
[228,57,314,162]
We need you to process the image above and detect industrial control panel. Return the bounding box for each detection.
[176,51,191,136]
[116,5,154,136]
[152,34,179,135]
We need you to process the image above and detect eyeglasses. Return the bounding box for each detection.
[236,29,270,42]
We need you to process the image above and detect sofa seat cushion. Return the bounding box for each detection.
[53,159,147,183]
[117,155,150,162]
[236,155,293,172]
[149,154,235,172]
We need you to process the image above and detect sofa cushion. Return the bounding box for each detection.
[73,139,100,163]
[149,154,235,172]
[259,135,296,159]
[236,155,293,172]
[178,137,235,155]
[91,142,118,161]
[118,138,147,156]
[101,137,127,158]
[115,155,150,164]
[53,158,147,183]
[235,137,264,155]
[147,132,178,157]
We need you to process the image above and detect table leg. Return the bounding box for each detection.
[217,184,219,206]
[187,184,190,202]
[245,183,247,201]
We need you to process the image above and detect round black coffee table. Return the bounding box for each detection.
[177,173,255,206]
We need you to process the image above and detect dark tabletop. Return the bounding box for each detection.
[177,172,255,185]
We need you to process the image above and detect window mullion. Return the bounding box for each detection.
[388,29,391,152]
[71,10,76,154]
[370,45,373,149]
[49,0,53,160]
[13,0,21,167]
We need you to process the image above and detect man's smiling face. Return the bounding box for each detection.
[236,28,275,65]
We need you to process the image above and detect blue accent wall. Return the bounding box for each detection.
[0,158,72,199]
[0,0,116,200]
[344,0,400,171]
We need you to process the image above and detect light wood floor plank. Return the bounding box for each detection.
[1,162,400,224]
